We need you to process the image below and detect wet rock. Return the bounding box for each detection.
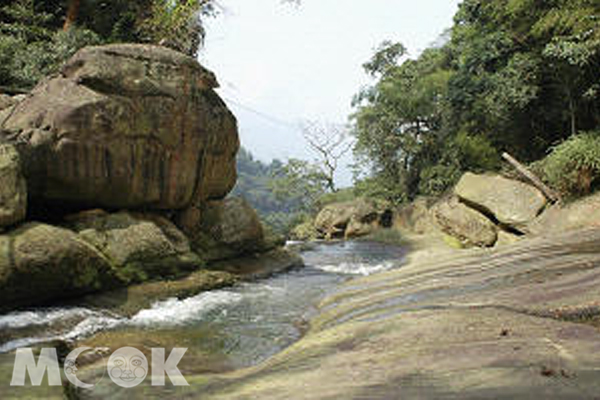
[182,197,267,262]
[0,143,26,229]
[76,269,238,317]
[314,199,392,239]
[455,172,547,231]
[432,196,498,247]
[0,44,239,211]
[65,210,202,284]
[0,223,112,309]
[209,248,304,280]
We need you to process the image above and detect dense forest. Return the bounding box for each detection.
[351,0,600,202]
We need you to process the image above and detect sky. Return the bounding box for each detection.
[201,0,462,186]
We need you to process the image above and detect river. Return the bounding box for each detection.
[0,240,406,371]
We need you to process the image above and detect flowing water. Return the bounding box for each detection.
[0,241,406,369]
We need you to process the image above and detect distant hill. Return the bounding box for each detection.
[232,148,304,234]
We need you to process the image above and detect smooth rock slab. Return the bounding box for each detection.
[455,172,547,230]
[55,228,600,399]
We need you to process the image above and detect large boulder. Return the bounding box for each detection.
[0,223,113,309]
[432,197,498,247]
[455,172,547,230]
[0,44,239,211]
[66,210,201,284]
[315,199,392,239]
[527,191,600,236]
[393,197,437,235]
[0,143,27,229]
[180,197,267,262]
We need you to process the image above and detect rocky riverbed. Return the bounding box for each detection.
[0,240,407,399]
[2,227,600,398]
[176,228,600,399]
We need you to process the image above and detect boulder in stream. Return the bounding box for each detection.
[181,197,268,262]
[0,223,112,309]
[0,44,239,211]
[66,210,202,285]
[314,199,392,239]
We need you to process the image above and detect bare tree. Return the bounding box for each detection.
[301,120,353,192]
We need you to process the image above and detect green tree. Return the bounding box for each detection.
[351,0,599,204]
[351,43,454,202]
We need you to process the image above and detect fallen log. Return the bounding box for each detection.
[502,152,561,203]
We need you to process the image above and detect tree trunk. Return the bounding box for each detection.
[63,0,81,31]
[502,152,561,203]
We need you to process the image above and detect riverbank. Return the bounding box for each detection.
[61,225,600,399]
[0,239,408,399]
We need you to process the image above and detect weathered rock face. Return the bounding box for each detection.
[0,44,239,211]
[66,210,201,284]
[432,197,498,247]
[0,94,18,111]
[0,223,112,309]
[527,191,600,236]
[455,172,547,230]
[393,197,437,235]
[314,199,392,239]
[0,143,27,229]
[182,197,266,262]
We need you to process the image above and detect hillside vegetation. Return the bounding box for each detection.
[351,0,600,202]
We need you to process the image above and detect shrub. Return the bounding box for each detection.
[418,164,462,197]
[318,188,357,206]
[542,131,600,196]
[451,132,501,172]
[0,28,102,91]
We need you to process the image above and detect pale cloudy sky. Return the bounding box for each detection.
[202,0,462,186]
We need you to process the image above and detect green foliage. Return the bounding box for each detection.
[233,148,328,236]
[0,0,217,90]
[0,0,54,42]
[541,131,600,196]
[0,27,102,89]
[319,188,357,206]
[352,44,454,203]
[138,0,213,57]
[351,0,599,204]
[417,165,461,197]
[362,40,407,77]
[450,132,501,172]
[358,229,406,246]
